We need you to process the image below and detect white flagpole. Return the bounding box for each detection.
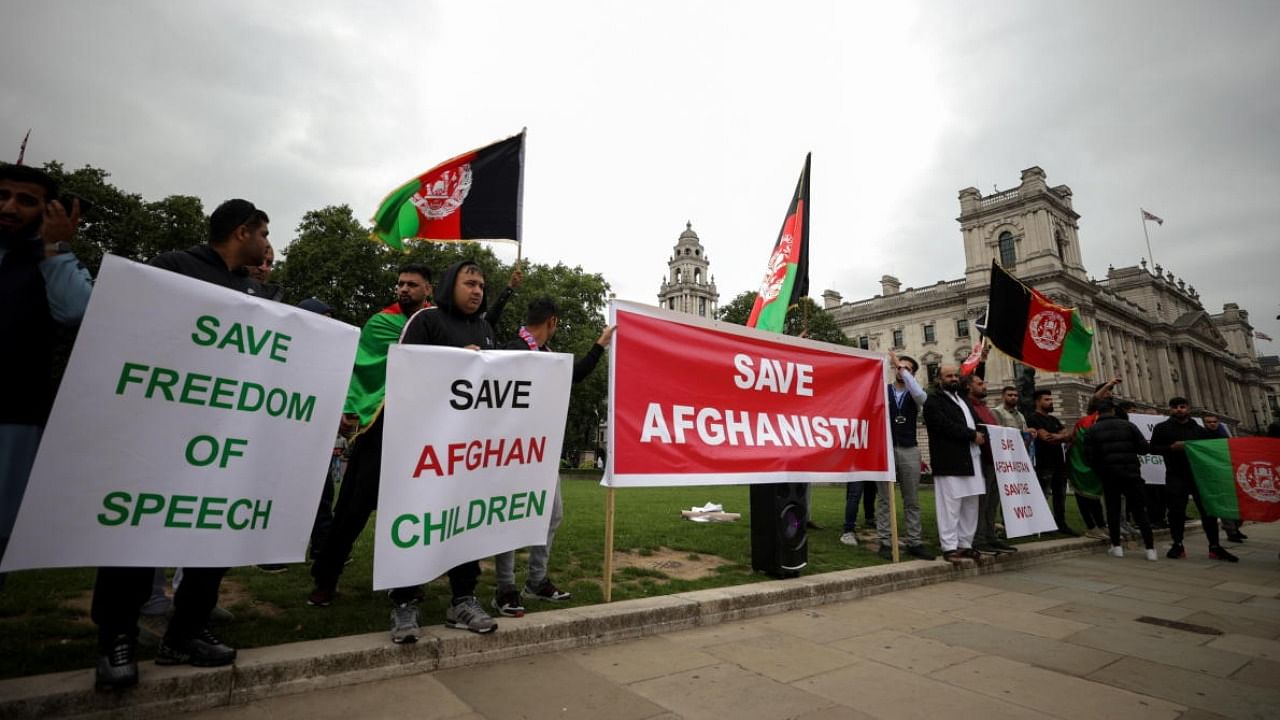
[1140,209,1155,268]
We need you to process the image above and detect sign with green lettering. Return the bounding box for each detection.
[1,255,359,571]
[375,346,572,589]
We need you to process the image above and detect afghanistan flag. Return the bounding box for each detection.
[372,131,524,250]
[1186,438,1280,522]
[984,261,1093,373]
[1065,413,1104,500]
[344,303,411,427]
[747,153,810,333]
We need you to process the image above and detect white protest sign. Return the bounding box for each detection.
[375,346,571,590]
[1128,413,1169,486]
[2,255,358,571]
[985,424,1058,536]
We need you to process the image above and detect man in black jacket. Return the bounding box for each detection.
[923,364,987,563]
[1150,396,1237,562]
[1082,399,1155,560]
[92,199,268,691]
[490,297,613,617]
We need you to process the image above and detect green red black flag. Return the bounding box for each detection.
[982,261,1093,373]
[1186,438,1280,522]
[747,153,810,333]
[372,131,524,250]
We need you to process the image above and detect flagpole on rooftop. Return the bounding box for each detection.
[1140,208,1155,269]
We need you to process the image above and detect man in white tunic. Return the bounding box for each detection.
[922,365,987,562]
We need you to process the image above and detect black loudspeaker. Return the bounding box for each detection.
[750,482,808,577]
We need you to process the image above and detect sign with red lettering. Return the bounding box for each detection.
[985,424,1057,536]
[376,346,572,590]
[605,301,892,487]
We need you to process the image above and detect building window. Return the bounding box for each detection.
[956,319,969,338]
[694,269,702,283]
[998,232,1016,266]
[699,297,707,316]
[858,335,870,350]
[892,329,904,348]
[923,323,936,344]
[668,298,675,310]
[926,363,941,385]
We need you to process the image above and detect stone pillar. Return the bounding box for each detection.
[1152,342,1172,404]
[1135,338,1154,404]
[1179,348,1201,406]
[1193,352,1212,410]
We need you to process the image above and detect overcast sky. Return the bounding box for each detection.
[6,1,1278,346]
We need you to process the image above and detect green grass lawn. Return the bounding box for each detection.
[0,477,1110,680]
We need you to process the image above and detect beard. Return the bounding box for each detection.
[942,380,962,393]
[0,217,41,248]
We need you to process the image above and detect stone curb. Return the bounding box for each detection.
[0,533,1151,719]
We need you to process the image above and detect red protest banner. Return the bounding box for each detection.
[605,301,892,487]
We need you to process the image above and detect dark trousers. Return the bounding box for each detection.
[1101,473,1153,548]
[974,461,1001,546]
[92,566,226,650]
[310,415,479,602]
[1144,484,1167,525]
[1075,495,1105,529]
[1166,474,1220,548]
[1036,465,1069,529]
[842,481,877,532]
[309,463,337,559]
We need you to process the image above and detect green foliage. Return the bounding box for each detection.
[718,290,851,346]
[271,205,393,324]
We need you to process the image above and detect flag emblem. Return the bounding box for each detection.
[1236,460,1279,504]
[1029,310,1067,351]
[411,165,473,219]
[757,233,794,302]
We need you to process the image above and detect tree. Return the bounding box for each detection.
[717,290,851,346]
[272,205,393,323]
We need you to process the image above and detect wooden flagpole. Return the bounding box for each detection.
[603,486,616,602]
[888,481,900,562]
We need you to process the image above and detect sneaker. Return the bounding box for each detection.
[256,564,288,574]
[1107,545,1124,558]
[1145,548,1158,562]
[906,544,936,561]
[1085,528,1108,541]
[390,603,420,644]
[307,587,336,607]
[156,628,236,667]
[445,596,497,634]
[877,544,894,561]
[1225,532,1247,544]
[1208,546,1240,563]
[95,635,138,691]
[990,540,1019,553]
[1166,543,1186,559]
[959,547,984,561]
[492,589,526,618]
[523,578,572,602]
[839,532,859,547]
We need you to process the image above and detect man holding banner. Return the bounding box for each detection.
[1151,397,1237,562]
[91,199,269,689]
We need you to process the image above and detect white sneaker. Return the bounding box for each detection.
[839,532,858,547]
[1145,548,1158,562]
[1107,545,1124,558]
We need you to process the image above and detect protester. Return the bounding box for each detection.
[870,353,935,560]
[923,364,987,563]
[1202,413,1246,543]
[1082,398,1156,560]
[1025,389,1077,536]
[91,198,269,690]
[964,375,1016,553]
[0,164,92,582]
[1150,397,1237,562]
[490,297,614,618]
[991,385,1027,433]
[294,297,344,562]
[246,241,283,301]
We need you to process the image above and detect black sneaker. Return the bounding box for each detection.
[990,540,1019,553]
[522,578,571,602]
[1225,532,1247,544]
[877,544,894,561]
[95,635,138,691]
[156,628,236,667]
[1208,546,1240,563]
[1166,543,1186,559]
[492,589,526,617]
[906,545,936,561]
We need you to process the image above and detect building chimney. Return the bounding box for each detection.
[880,275,901,296]
[822,289,843,310]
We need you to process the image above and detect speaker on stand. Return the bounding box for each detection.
[750,482,808,577]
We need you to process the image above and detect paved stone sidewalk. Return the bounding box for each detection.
[185,525,1279,720]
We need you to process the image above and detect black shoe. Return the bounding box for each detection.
[990,540,1019,553]
[972,542,999,554]
[307,587,336,607]
[877,544,894,561]
[1208,546,1240,563]
[906,544,936,561]
[1226,532,1246,544]
[1166,543,1186,559]
[156,628,236,667]
[95,635,138,691]
[492,588,526,617]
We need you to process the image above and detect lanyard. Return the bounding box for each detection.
[517,326,540,351]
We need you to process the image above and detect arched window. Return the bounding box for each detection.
[694,269,702,283]
[998,232,1016,266]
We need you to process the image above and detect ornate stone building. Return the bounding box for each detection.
[657,222,719,318]
[823,166,1274,432]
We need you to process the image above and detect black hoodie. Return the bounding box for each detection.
[400,260,496,349]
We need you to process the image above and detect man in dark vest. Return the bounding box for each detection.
[872,353,935,561]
